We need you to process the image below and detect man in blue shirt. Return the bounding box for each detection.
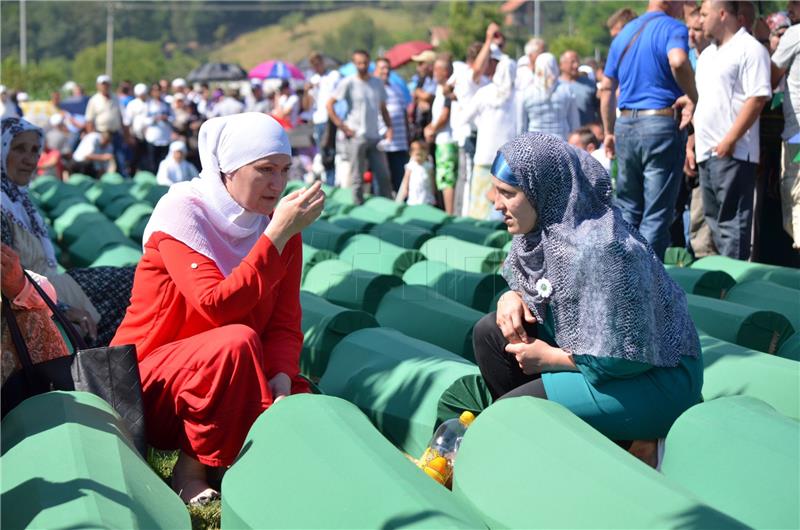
[599,0,697,260]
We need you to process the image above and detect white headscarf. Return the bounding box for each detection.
[486,56,516,108]
[143,112,291,276]
[533,53,559,98]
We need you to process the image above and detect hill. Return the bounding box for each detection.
[211,7,423,67]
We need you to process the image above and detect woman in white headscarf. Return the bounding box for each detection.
[112,113,324,505]
[156,140,199,186]
[519,53,579,140]
[455,51,517,220]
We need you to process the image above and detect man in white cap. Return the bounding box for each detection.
[124,83,150,174]
[85,74,131,176]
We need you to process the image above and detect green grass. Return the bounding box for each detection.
[147,449,222,530]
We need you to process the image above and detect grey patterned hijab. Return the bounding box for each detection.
[499,132,699,367]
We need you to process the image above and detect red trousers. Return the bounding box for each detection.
[140,324,273,467]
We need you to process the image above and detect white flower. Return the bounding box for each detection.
[535,278,552,299]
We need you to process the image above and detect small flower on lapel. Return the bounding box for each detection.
[535,278,552,299]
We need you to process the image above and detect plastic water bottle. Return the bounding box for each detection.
[418,411,476,488]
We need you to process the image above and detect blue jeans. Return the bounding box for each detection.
[313,122,335,186]
[614,115,687,260]
[698,156,756,260]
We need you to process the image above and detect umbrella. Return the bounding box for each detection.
[338,62,411,105]
[187,62,248,83]
[296,55,341,73]
[384,41,434,69]
[249,60,305,81]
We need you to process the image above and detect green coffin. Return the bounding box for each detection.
[700,332,800,419]
[54,209,108,245]
[1,391,189,530]
[347,205,396,224]
[370,221,433,249]
[35,182,87,213]
[403,260,508,312]
[302,259,402,314]
[665,266,736,299]
[102,194,138,221]
[375,285,484,361]
[90,245,143,268]
[686,293,794,354]
[400,204,452,225]
[99,171,125,184]
[452,398,746,530]
[301,244,337,280]
[420,236,506,273]
[114,203,154,239]
[436,223,512,249]
[691,255,800,290]
[92,183,134,211]
[777,332,800,361]
[327,214,375,234]
[67,228,137,268]
[663,246,695,267]
[221,394,485,530]
[302,219,356,253]
[133,171,157,185]
[319,328,491,457]
[328,186,356,205]
[724,280,800,332]
[363,195,406,217]
[661,397,799,530]
[299,291,378,380]
[338,234,426,277]
[143,185,169,207]
[48,195,89,220]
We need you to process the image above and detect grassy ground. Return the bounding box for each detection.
[211,7,418,68]
[147,449,222,530]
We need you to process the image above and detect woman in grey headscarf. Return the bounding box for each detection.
[473,132,703,465]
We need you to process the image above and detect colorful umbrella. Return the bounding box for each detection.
[249,60,305,81]
[384,41,434,69]
[187,62,248,83]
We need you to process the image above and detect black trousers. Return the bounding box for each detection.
[472,313,547,401]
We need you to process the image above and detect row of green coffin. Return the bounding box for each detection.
[221,392,795,530]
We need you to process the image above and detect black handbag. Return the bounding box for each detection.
[1,272,147,457]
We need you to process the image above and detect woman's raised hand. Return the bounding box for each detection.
[266,181,325,253]
[496,290,537,344]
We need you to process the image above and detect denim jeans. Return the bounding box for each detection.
[698,156,756,260]
[614,115,687,260]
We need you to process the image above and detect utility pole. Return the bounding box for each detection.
[533,0,540,37]
[105,2,114,77]
[20,0,27,68]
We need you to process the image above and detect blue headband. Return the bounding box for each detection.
[491,151,519,187]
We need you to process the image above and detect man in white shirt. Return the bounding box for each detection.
[425,56,458,214]
[123,83,150,174]
[274,80,300,127]
[327,49,393,204]
[772,21,800,249]
[515,37,547,93]
[305,53,341,185]
[694,0,771,259]
[85,75,130,176]
[73,131,114,178]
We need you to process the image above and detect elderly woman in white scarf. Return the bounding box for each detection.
[112,113,324,504]
[519,53,580,140]
[156,140,199,186]
[1,117,135,345]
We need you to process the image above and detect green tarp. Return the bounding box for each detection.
[453,398,746,530]
[320,201,354,219]
[420,236,505,273]
[337,234,425,277]
[777,332,800,361]
[54,210,108,245]
[221,394,485,530]
[301,244,337,280]
[299,291,378,380]
[363,195,406,217]
[319,328,488,457]
[302,219,356,253]
[391,214,442,232]
[403,260,508,312]
[67,228,137,268]
[663,247,695,267]
[691,255,800,291]
[347,205,396,224]
[436,223,512,249]
[686,293,794,354]
[370,221,433,250]
[399,204,451,225]
[302,259,402,314]
[375,285,484,361]
[327,215,375,233]
[665,266,736,299]
[1,391,189,530]
[724,280,800,332]
[90,245,143,267]
[48,195,89,219]
[92,183,134,211]
[700,332,800,419]
[328,186,355,205]
[114,203,154,239]
[35,182,86,212]
[661,396,799,530]
[102,195,138,220]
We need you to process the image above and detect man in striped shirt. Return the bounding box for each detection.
[375,57,411,192]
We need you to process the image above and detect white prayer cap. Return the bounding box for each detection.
[134,83,148,96]
[96,74,112,85]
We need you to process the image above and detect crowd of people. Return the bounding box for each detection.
[1,0,798,508]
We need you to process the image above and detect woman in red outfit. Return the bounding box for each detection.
[112,112,325,504]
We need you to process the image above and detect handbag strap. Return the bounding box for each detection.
[2,296,42,387]
[615,14,658,77]
[20,271,88,351]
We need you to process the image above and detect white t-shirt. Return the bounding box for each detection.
[694,28,772,163]
[454,84,517,166]
[772,24,800,140]
[85,93,123,133]
[431,85,454,144]
[310,70,342,125]
[279,93,300,127]
[73,132,112,162]
[333,75,387,140]
[449,67,488,146]
[144,99,172,146]
[405,159,436,206]
[591,146,612,173]
[124,97,149,140]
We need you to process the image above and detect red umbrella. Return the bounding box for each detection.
[385,41,434,69]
